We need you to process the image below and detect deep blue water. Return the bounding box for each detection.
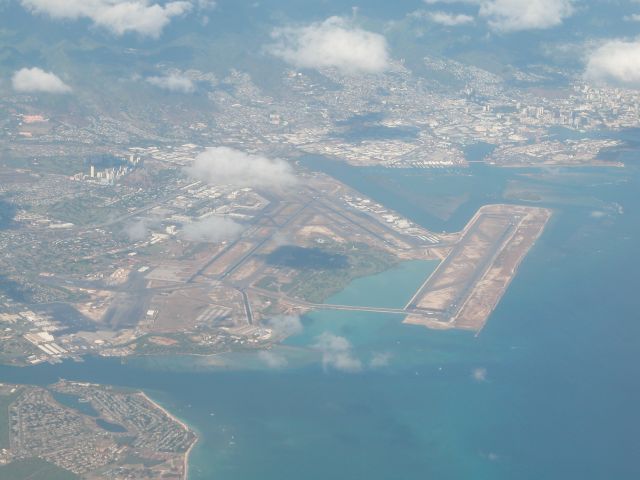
[1,160,639,479]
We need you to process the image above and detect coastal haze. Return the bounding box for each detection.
[0,0,639,479]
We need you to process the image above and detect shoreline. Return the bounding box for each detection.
[138,391,199,480]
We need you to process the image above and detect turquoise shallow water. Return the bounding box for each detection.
[324,259,438,309]
[1,159,639,479]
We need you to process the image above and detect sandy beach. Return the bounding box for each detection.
[138,391,199,480]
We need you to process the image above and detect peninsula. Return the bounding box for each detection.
[0,381,197,479]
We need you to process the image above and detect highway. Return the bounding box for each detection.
[239,289,254,325]
[247,285,440,317]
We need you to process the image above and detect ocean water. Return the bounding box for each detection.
[1,158,639,479]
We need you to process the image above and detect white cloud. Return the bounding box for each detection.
[20,0,192,38]
[423,0,574,31]
[181,216,243,243]
[265,315,303,338]
[12,67,71,93]
[269,16,391,75]
[369,352,392,368]
[472,367,488,382]
[584,39,640,87]
[258,350,288,369]
[184,147,297,190]
[124,218,150,241]
[314,333,362,373]
[479,0,574,32]
[428,11,475,26]
[146,72,195,92]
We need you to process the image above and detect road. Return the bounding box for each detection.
[247,285,440,317]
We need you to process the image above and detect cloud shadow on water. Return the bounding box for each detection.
[265,246,349,270]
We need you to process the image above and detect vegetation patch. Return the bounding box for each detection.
[0,458,77,480]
